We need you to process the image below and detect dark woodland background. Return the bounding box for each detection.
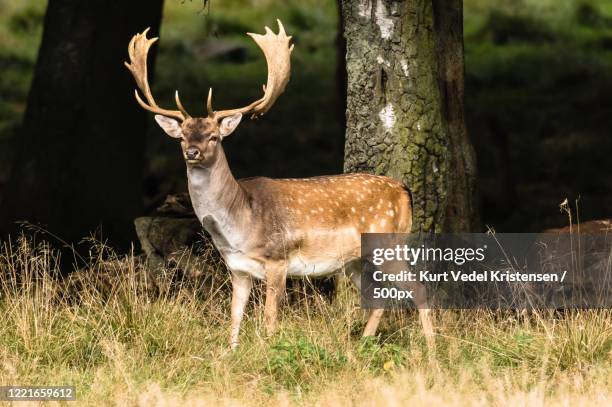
[0,0,610,249]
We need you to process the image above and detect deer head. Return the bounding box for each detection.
[124,20,294,166]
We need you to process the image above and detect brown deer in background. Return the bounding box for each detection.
[125,20,433,349]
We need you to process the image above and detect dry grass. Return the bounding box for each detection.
[0,236,611,406]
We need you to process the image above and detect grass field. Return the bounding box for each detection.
[0,236,610,405]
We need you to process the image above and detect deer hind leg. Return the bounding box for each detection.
[362,309,385,336]
[349,261,434,345]
[419,308,434,349]
[264,261,287,335]
[230,271,253,349]
[345,261,386,337]
[403,280,435,349]
[361,284,434,347]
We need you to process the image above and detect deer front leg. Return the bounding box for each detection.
[264,262,287,336]
[230,271,253,349]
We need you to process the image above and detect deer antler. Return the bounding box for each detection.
[124,28,189,121]
[209,19,294,121]
[125,21,293,123]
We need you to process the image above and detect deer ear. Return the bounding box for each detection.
[155,115,183,139]
[218,113,243,138]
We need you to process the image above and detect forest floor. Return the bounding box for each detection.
[1,0,612,231]
[0,237,610,406]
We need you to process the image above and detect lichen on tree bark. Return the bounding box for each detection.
[341,0,476,232]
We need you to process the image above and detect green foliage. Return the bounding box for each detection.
[464,0,612,230]
[1,0,612,229]
[8,6,44,34]
[575,1,608,27]
[474,11,558,44]
[266,335,347,390]
[356,336,406,373]
[488,329,538,368]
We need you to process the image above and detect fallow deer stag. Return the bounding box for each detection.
[125,20,433,349]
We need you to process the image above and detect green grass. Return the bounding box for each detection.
[0,236,610,405]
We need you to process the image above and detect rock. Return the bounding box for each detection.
[542,219,611,307]
[156,193,194,216]
[544,218,612,233]
[134,215,219,277]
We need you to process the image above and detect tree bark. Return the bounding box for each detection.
[0,0,164,249]
[433,0,479,232]
[340,0,477,232]
[336,0,348,129]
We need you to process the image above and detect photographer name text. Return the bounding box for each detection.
[372,269,568,283]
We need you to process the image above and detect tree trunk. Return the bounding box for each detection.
[433,0,479,232]
[336,0,348,129]
[340,0,477,232]
[0,0,164,249]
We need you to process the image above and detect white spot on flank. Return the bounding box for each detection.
[379,103,395,131]
[375,0,394,39]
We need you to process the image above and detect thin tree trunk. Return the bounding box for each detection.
[433,0,479,232]
[340,0,477,232]
[0,0,164,249]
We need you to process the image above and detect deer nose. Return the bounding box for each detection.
[186,148,200,160]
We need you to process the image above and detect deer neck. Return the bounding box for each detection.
[186,146,251,251]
